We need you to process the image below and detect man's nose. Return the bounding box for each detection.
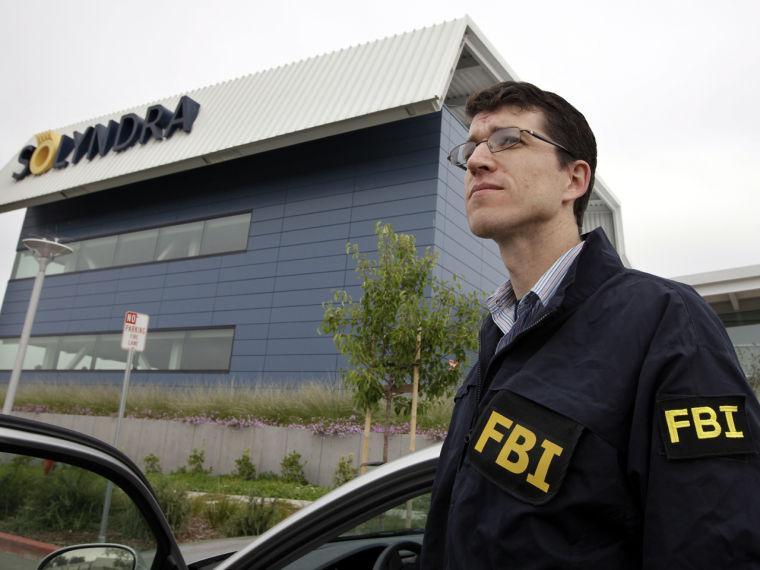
[466,141,496,174]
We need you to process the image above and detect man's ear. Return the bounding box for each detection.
[563,160,591,204]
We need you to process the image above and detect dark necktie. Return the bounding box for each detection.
[495,292,540,354]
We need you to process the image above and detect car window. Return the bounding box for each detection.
[339,492,430,537]
[281,492,429,570]
[0,451,157,570]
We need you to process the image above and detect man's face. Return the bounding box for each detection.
[464,105,572,241]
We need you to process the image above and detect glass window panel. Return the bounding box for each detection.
[138,331,186,371]
[75,236,117,271]
[339,492,430,538]
[0,338,19,369]
[93,334,128,370]
[155,222,204,261]
[200,213,251,255]
[1,329,233,371]
[727,322,760,345]
[57,335,97,370]
[46,242,79,275]
[180,329,233,371]
[113,229,159,266]
[22,337,59,370]
[12,250,37,279]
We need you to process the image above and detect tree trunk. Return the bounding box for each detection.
[383,384,392,464]
[410,328,422,453]
[360,408,372,475]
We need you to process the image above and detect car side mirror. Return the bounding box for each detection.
[37,543,137,570]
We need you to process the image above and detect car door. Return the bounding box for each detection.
[1,413,440,570]
[0,414,187,570]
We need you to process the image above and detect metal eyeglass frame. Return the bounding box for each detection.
[447,127,575,171]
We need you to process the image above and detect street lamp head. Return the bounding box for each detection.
[22,238,73,260]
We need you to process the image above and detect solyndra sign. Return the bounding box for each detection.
[13,95,200,181]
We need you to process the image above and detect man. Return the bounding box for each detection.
[420,81,760,569]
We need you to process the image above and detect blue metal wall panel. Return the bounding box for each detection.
[1,111,506,386]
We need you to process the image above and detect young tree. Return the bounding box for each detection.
[321,222,482,466]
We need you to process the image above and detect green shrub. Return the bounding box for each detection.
[203,495,242,529]
[0,458,41,519]
[187,448,212,474]
[143,453,162,474]
[280,451,307,485]
[150,477,192,534]
[166,470,328,501]
[112,491,153,541]
[234,449,257,481]
[223,497,291,537]
[15,465,106,533]
[333,454,358,487]
[113,476,191,540]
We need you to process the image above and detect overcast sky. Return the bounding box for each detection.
[1,0,758,302]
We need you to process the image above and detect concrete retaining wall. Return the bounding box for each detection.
[16,412,438,487]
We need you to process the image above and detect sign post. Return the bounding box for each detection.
[98,311,149,542]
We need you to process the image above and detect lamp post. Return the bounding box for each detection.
[2,238,72,414]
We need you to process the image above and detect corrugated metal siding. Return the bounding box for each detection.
[0,19,470,211]
[583,200,616,246]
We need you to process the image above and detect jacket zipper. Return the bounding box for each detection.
[477,308,558,404]
[460,308,559,466]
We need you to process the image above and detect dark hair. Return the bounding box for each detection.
[465,81,597,231]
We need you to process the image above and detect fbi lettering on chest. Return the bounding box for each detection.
[657,395,755,459]
[467,391,582,505]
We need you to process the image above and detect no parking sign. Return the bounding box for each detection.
[121,311,149,352]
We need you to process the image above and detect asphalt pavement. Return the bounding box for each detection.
[179,536,257,565]
[0,551,39,570]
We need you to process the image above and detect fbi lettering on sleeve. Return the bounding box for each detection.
[657,395,755,460]
[466,390,583,505]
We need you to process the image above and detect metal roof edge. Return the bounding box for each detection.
[0,100,441,213]
[461,16,521,83]
[1,19,475,210]
[673,264,760,287]
[429,18,470,111]
[3,19,468,169]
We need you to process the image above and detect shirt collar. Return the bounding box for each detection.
[487,240,586,315]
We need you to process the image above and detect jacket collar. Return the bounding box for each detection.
[549,226,625,312]
[474,227,626,391]
[480,227,625,349]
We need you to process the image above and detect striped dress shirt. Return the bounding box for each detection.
[487,241,585,354]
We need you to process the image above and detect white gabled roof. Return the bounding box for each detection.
[0,16,517,212]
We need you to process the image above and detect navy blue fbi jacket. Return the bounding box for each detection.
[421,228,760,569]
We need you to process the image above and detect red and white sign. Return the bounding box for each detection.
[121,311,149,352]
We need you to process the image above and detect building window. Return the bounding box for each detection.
[11,212,251,279]
[156,221,205,261]
[75,235,118,271]
[0,328,234,372]
[113,229,158,266]
[200,215,250,256]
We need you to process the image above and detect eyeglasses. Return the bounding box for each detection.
[447,127,574,170]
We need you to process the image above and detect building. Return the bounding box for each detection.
[675,265,760,378]
[0,18,625,386]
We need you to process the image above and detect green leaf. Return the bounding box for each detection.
[320,223,484,423]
